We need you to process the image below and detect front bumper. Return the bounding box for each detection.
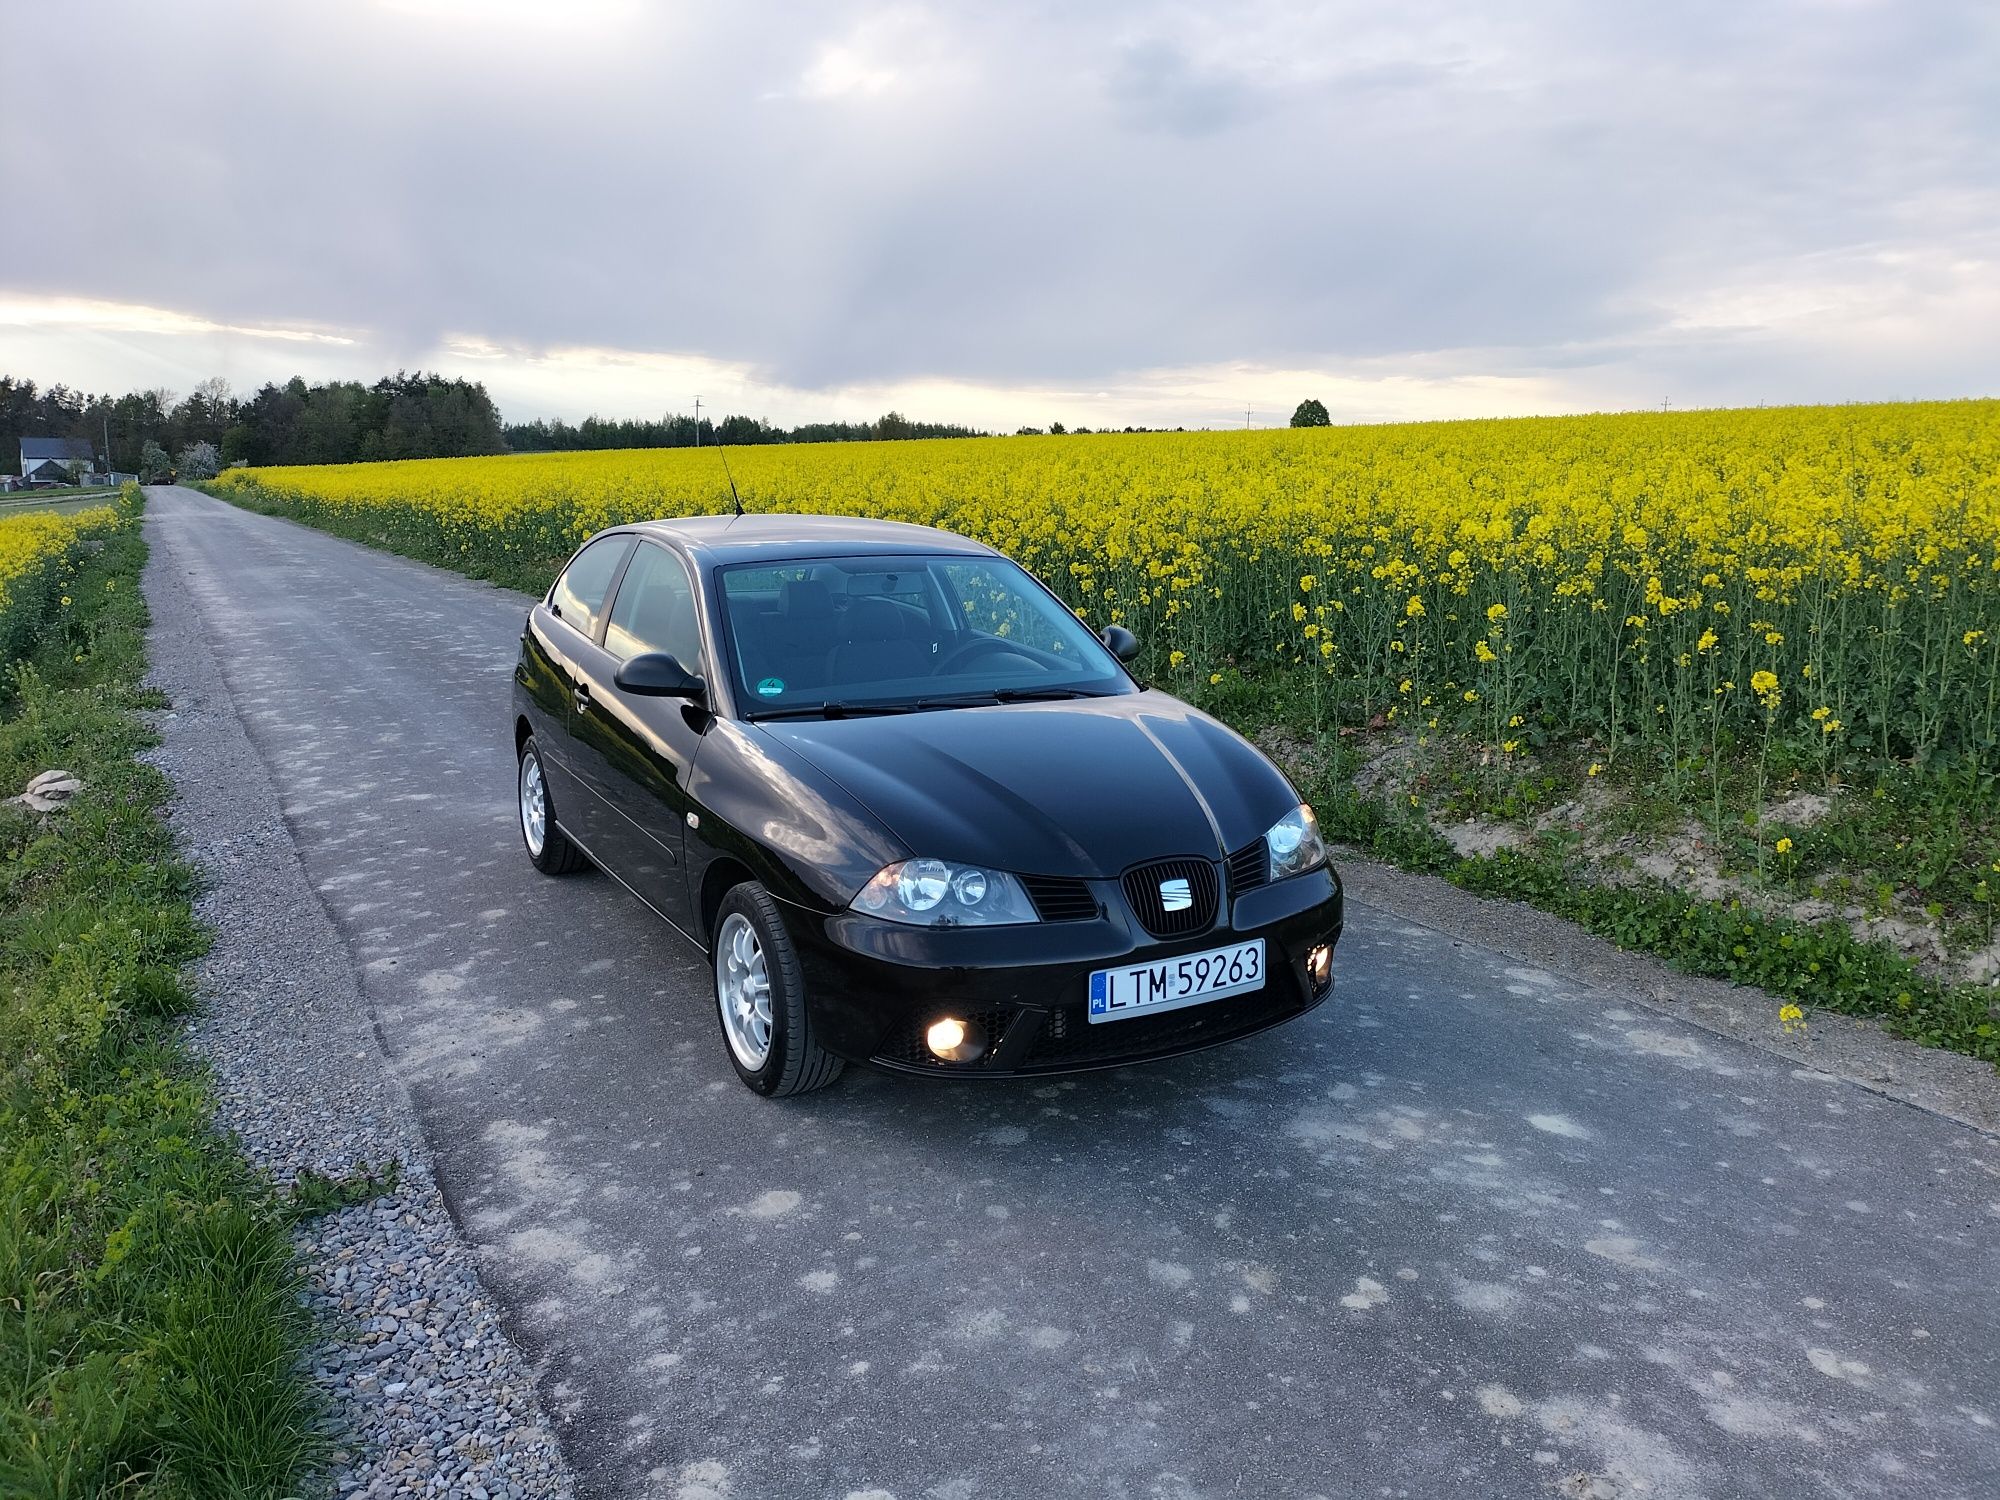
[782,865,1344,1077]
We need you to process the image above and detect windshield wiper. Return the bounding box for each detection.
[746,700,921,721]
[988,686,1105,702]
[749,687,1107,721]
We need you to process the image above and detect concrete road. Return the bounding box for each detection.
[144,486,1998,1500]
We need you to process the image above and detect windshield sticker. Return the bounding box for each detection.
[756,676,786,697]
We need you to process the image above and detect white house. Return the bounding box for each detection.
[17,436,97,485]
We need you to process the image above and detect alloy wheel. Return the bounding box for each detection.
[519,751,547,857]
[715,912,773,1068]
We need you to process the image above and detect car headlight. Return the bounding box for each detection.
[1265,804,1328,882]
[851,858,1040,927]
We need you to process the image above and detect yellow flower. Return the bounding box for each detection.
[1696,628,1718,653]
[1462,689,1479,703]
[1776,837,1793,854]
[1298,574,1316,593]
[1208,672,1223,685]
[1169,650,1186,668]
[1486,602,1508,622]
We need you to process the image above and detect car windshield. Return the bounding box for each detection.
[718,552,1130,718]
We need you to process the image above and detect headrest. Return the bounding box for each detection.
[780,578,834,620]
[846,597,906,642]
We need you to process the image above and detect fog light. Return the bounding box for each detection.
[925,1015,987,1063]
[1307,943,1333,992]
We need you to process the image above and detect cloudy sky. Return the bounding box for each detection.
[3,1,1995,430]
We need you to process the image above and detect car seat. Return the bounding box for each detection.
[827,598,928,685]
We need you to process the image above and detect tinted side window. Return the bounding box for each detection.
[605,543,702,666]
[550,536,633,638]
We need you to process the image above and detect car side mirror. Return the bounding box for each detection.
[615,651,707,701]
[1100,624,1140,663]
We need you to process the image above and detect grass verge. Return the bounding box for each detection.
[0,504,320,1496]
[1267,727,2000,1068]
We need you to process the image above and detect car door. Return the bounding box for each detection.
[520,533,634,810]
[566,540,707,935]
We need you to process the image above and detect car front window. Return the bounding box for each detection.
[605,543,701,667]
[549,535,633,638]
[719,553,1128,717]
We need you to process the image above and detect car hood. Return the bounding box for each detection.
[751,692,1299,879]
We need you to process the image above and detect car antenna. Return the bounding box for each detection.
[710,410,745,519]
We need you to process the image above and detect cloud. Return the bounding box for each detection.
[0,294,354,346]
[0,1,1992,424]
[799,44,899,100]
[1106,40,1263,136]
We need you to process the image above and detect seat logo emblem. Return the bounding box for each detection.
[1159,877,1192,911]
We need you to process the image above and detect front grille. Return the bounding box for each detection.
[1226,839,1268,896]
[1120,857,1219,939]
[1021,874,1099,923]
[873,1007,1018,1070]
[1025,982,1303,1068]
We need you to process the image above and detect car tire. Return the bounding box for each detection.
[517,735,588,876]
[713,882,844,1098]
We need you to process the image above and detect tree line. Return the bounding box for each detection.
[4,370,989,479]
[502,409,985,451]
[4,366,1327,477]
[1,371,507,479]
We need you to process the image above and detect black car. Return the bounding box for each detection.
[512,515,1343,1096]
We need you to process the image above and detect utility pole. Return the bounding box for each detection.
[1244,404,1253,429]
[694,397,702,448]
[103,413,112,476]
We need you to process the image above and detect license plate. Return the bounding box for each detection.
[1087,939,1265,1024]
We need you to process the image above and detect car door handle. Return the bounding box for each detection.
[573,683,592,714]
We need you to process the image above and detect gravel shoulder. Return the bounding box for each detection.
[141,499,574,1499]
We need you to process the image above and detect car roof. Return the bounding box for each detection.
[618,513,998,566]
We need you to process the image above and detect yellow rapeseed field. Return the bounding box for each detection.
[0,501,126,666]
[214,400,2000,769]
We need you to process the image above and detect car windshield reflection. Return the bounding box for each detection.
[719,553,1130,719]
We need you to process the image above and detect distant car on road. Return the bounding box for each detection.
[512,515,1343,1095]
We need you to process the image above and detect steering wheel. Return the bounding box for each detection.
[931,636,1032,675]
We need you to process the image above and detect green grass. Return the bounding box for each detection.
[0,508,322,1496]
[0,492,123,516]
[1259,721,2000,1067]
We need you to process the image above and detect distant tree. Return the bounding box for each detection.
[176,440,221,480]
[1015,426,1044,436]
[1290,398,1331,428]
[140,440,173,481]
